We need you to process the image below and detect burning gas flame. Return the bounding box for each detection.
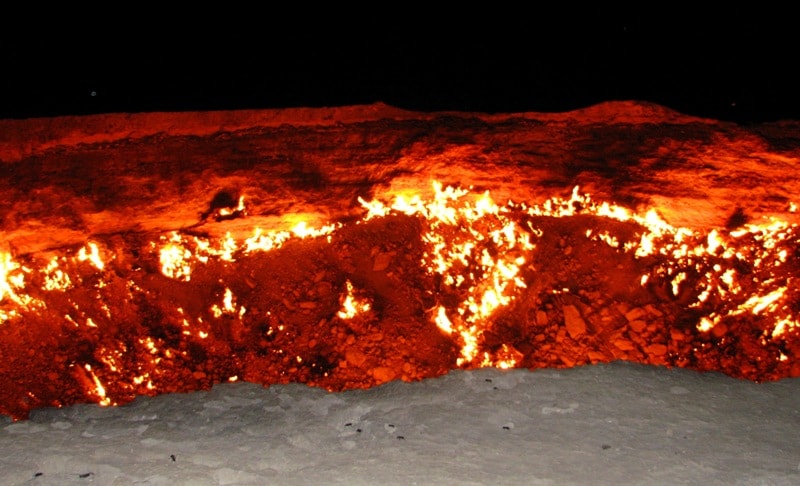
[337,280,371,319]
[360,182,537,366]
[77,242,105,270]
[156,221,342,282]
[0,252,25,306]
[1,181,798,420]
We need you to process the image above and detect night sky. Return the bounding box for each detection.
[2,11,797,124]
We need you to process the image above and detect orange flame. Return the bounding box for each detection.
[1,180,798,418]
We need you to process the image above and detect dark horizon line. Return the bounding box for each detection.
[2,96,796,126]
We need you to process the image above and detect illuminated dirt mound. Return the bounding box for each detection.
[1,101,799,420]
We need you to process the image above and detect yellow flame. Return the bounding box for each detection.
[157,221,342,281]
[244,227,292,253]
[364,181,537,367]
[210,287,240,318]
[697,316,716,332]
[772,317,799,338]
[291,221,341,239]
[159,233,193,281]
[707,229,722,254]
[223,287,235,312]
[42,257,71,291]
[0,252,25,305]
[458,326,479,366]
[590,230,621,248]
[337,280,371,319]
[77,242,105,270]
[1,180,797,378]
[671,272,687,296]
[744,287,787,315]
[218,195,246,217]
[85,364,111,407]
[434,306,453,334]
[493,344,522,369]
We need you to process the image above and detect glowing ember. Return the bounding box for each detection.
[158,222,342,282]
[0,181,798,421]
[42,257,71,291]
[77,242,105,270]
[158,233,193,281]
[337,280,371,319]
[0,252,25,306]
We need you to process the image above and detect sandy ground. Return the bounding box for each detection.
[1,362,799,485]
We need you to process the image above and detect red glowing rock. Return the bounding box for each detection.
[0,101,798,420]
